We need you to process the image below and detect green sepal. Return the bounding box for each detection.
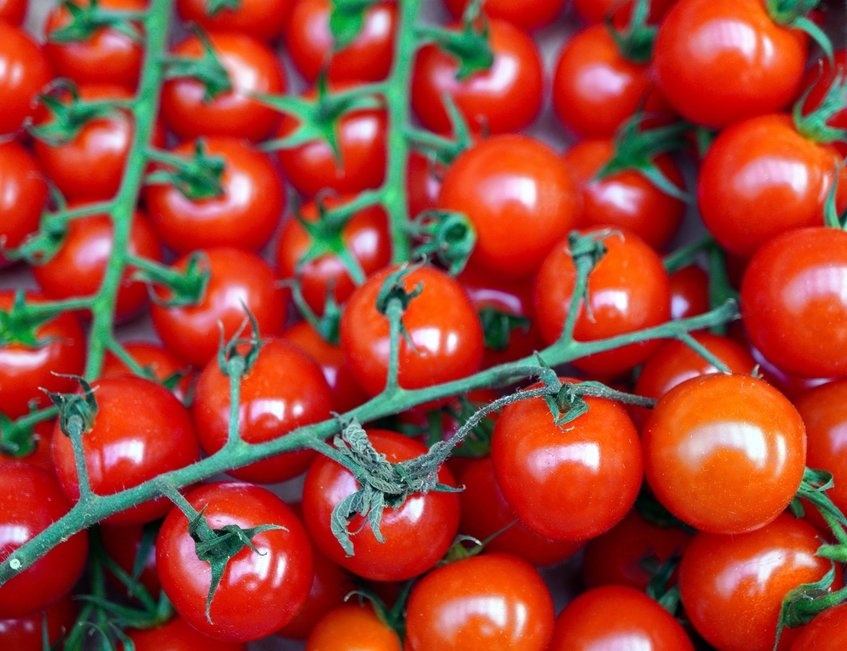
[28,80,125,147]
[416,15,494,81]
[329,0,373,51]
[162,27,232,102]
[205,0,240,15]
[410,209,476,276]
[145,140,227,200]
[774,563,847,649]
[45,376,98,439]
[606,0,657,64]
[215,304,264,379]
[0,291,62,347]
[0,413,41,459]
[375,262,424,317]
[645,552,683,615]
[766,0,832,62]
[478,306,531,352]
[794,67,847,144]
[138,252,211,308]
[47,0,143,45]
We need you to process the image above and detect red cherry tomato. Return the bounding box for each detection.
[0,596,77,651]
[0,419,56,472]
[571,0,675,25]
[669,263,710,321]
[789,602,847,651]
[305,603,402,651]
[442,0,565,31]
[176,0,292,42]
[406,150,443,220]
[0,0,26,24]
[101,340,196,404]
[0,140,48,267]
[122,615,246,651]
[0,23,53,136]
[799,49,847,156]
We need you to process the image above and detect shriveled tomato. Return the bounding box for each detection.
[439,134,580,280]
[176,0,292,42]
[411,18,543,135]
[442,0,565,31]
[305,603,401,651]
[405,552,555,651]
[122,615,246,651]
[0,595,77,651]
[0,140,48,266]
[0,23,53,136]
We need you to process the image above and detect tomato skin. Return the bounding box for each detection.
[0,23,53,136]
[51,375,201,525]
[101,340,195,404]
[679,513,838,651]
[43,0,145,90]
[145,137,285,254]
[789,602,847,651]
[150,247,287,368]
[442,0,565,31]
[0,595,77,651]
[552,24,674,139]
[0,463,89,618]
[31,208,162,323]
[740,227,847,379]
[176,0,292,42]
[406,150,442,220]
[305,603,402,651]
[0,291,87,420]
[571,0,675,25]
[0,419,56,472]
[275,197,391,315]
[439,135,580,281]
[122,615,246,650]
[0,140,48,267]
[550,584,694,650]
[799,49,847,156]
[411,19,544,135]
[0,0,26,24]
[492,382,643,541]
[698,114,843,258]
[285,0,396,83]
[99,521,162,600]
[339,264,484,396]
[161,31,286,142]
[192,338,334,484]
[156,481,314,643]
[405,552,555,651]
[302,429,461,582]
[533,229,671,377]
[563,138,685,250]
[669,263,710,320]
[653,0,807,128]
[643,373,806,534]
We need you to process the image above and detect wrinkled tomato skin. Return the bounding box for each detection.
[0,595,77,651]
[643,374,806,534]
[741,227,847,379]
[0,23,53,136]
[157,482,313,643]
[0,140,48,267]
[405,552,554,651]
[302,429,461,582]
[653,0,807,128]
[550,585,694,650]
[411,19,544,135]
[304,603,402,650]
[679,514,839,651]
[51,375,201,525]
[439,134,580,281]
[0,463,89,618]
[176,0,292,42]
[122,615,246,650]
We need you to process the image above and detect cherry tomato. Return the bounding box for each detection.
[679,513,838,651]
[31,207,162,322]
[150,247,287,368]
[0,0,26,24]
[0,140,48,267]
[571,0,675,26]
[550,584,694,650]
[176,0,292,42]
[789,602,847,651]
[411,18,544,135]
[0,418,56,472]
[533,229,671,378]
[275,196,391,316]
[0,595,77,651]
[0,22,53,136]
[669,263,710,321]
[442,0,565,31]
[99,521,162,600]
[339,264,484,396]
[156,481,313,643]
[161,31,286,142]
[101,340,195,404]
[405,552,555,651]
[0,291,86,419]
[302,429,461,581]
[406,150,442,220]
[305,603,401,651]
[43,0,145,90]
[740,227,847,379]
[144,137,285,254]
[491,380,643,541]
[122,615,246,650]
[653,0,808,128]
[643,373,807,534]
[285,0,396,83]
[51,375,201,525]
[438,134,580,280]
[0,462,89,618]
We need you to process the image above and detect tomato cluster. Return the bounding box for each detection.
[1,0,847,649]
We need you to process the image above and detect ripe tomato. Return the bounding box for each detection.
[101,340,195,404]
[302,429,461,581]
[161,31,286,142]
[275,196,391,315]
[679,513,838,651]
[533,229,671,377]
[0,419,56,472]
[571,0,675,25]
[491,380,643,541]
[653,0,807,128]
[192,338,333,483]
[668,263,710,321]
[442,0,565,31]
[740,227,847,378]
[275,85,387,198]
[31,207,162,323]
[406,150,442,220]
[799,49,847,156]
[145,137,285,254]
[789,602,847,651]
[0,291,86,419]
[150,247,287,368]
[405,552,555,651]
[156,481,313,643]
[552,24,674,139]
[411,18,543,135]
[51,375,201,524]
[0,140,48,266]
[339,264,483,396]
[550,584,694,650]
[438,134,580,280]
[0,0,26,24]
[0,23,52,136]
[285,0,396,83]
[176,0,292,42]
[0,595,77,651]
[43,0,145,90]
[0,463,89,618]
[99,521,161,600]
[122,615,246,650]
[305,603,401,651]
[643,373,806,534]
[563,138,685,250]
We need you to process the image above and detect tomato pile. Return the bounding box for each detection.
[2,0,847,649]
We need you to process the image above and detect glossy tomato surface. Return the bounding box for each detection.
[0,140,48,266]
[176,0,292,41]
[304,603,402,651]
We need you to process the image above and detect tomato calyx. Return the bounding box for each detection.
[0,414,41,458]
[479,306,531,352]
[794,68,847,144]
[606,0,657,64]
[0,291,69,347]
[329,0,376,52]
[415,5,494,81]
[47,0,144,45]
[145,140,226,200]
[134,251,210,308]
[409,209,476,275]
[162,28,232,101]
[766,0,833,61]
[204,0,239,16]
